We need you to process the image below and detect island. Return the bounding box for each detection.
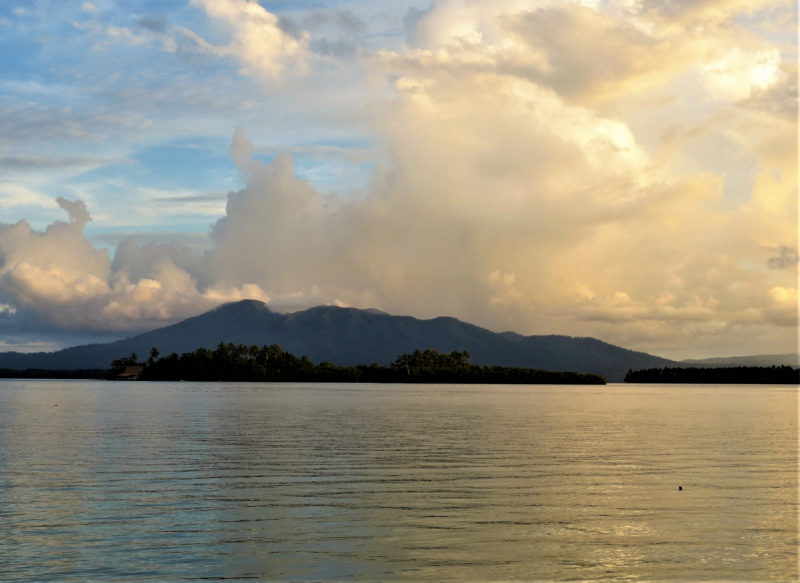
[103,344,607,384]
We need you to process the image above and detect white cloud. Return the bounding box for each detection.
[189,0,309,79]
[0,182,59,210]
[703,48,781,101]
[81,2,99,16]
[0,155,131,170]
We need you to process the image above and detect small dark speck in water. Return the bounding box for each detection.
[679,486,682,491]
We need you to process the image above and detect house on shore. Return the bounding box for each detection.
[117,366,144,380]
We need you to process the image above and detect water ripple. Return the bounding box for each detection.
[0,381,796,581]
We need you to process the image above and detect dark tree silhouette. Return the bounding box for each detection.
[625,366,799,384]
[129,345,605,384]
[110,352,143,375]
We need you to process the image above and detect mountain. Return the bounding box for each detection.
[0,300,676,381]
[681,354,800,367]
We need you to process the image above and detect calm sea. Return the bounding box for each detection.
[0,381,796,581]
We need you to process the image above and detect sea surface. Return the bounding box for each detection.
[0,381,796,582]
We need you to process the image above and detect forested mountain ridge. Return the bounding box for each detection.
[0,300,675,381]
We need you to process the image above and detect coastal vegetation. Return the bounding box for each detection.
[114,343,607,384]
[624,366,799,384]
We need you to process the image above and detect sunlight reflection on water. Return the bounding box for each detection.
[0,381,796,581]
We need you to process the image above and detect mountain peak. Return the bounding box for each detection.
[210,299,270,313]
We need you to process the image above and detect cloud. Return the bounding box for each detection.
[56,197,91,228]
[0,98,151,145]
[0,181,59,210]
[333,9,367,34]
[0,198,266,333]
[766,286,799,326]
[279,9,367,37]
[767,246,800,269]
[702,47,781,101]
[389,0,786,110]
[0,155,130,170]
[137,15,168,33]
[150,192,229,204]
[636,0,785,27]
[742,61,798,121]
[93,231,211,251]
[73,0,310,78]
[188,0,309,79]
[402,7,429,46]
[181,0,796,356]
[0,103,795,356]
[81,3,99,16]
[94,23,178,52]
[0,205,111,327]
[0,0,795,358]
[311,38,360,59]
[230,125,255,175]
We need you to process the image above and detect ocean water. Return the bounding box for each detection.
[0,381,796,582]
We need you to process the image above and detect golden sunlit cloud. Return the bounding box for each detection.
[0,0,795,358]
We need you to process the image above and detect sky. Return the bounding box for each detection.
[0,0,797,360]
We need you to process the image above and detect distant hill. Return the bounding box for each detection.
[681,354,800,367]
[0,300,677,381]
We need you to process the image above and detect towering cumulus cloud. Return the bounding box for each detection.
[0,192,269,333]
[0,0,796,357]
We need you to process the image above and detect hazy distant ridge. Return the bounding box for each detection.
[681,354,800,367]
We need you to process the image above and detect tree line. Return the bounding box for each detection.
[110,344,606,384]
[624,366,799,384]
